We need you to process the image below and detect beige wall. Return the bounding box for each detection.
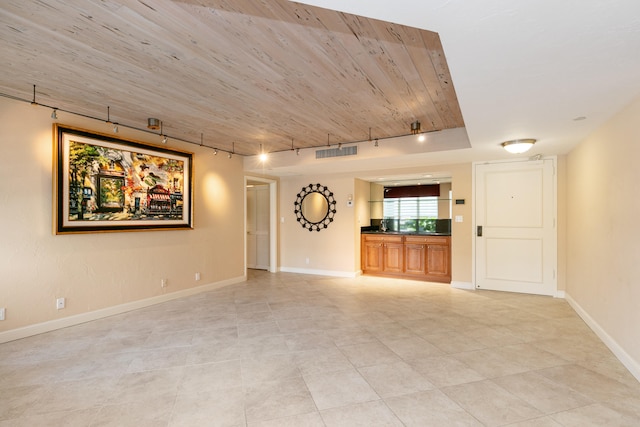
[0,98,246,338]
[369,183,384,220]
[438,182,452,219]
[448,164,473,285]
[556,155,567,292]
[354,178,371,269]
[354,178,371,230]
[280,175,358,274]
[566,95,640,374]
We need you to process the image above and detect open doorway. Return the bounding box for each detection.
[245,177,277,273]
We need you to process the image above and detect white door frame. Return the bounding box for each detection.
[472,156,559,296]
[244,176,278,273]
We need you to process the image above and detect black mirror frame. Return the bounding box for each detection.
[294,183,337,232]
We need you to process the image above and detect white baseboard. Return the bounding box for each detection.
[279,266,358,278]
[0,275,246,344]
[451,281,474,290]
[565,292,640,383]
[554,290,566,298]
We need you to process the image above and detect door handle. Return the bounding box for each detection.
[477,225,483,237]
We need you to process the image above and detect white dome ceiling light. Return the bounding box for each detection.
[501,139,536,154]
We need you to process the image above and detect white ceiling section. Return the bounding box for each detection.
[2,1,640,178]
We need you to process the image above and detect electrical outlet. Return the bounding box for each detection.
[305,257,310,265]
[56,298,65,310]
[0,307,5,321]
[161,279,167,288]
[195,272,201,281]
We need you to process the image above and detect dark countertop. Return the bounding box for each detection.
[361,231,451,236]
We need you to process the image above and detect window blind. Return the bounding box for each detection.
[383,197,438,220]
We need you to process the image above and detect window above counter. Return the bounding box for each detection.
[367,180,452,232]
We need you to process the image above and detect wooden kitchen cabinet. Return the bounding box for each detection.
[361,235,404,274]
[361,234,451,283]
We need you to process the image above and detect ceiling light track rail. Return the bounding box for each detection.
[268,128,437,155]
[4,86,434,159]
[1,86,236,157]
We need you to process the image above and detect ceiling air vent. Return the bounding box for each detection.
[315,145,357,159]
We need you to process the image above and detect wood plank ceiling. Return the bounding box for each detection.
[0,0,464,156]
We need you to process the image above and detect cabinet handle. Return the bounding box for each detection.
[477,225,483,237]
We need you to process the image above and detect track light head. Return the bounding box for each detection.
[51,109,58,119]
[213,149,218,156]
[162,135,167,144]
[258,144,268,162]
[410,120,421,135]
[147,118,161,130]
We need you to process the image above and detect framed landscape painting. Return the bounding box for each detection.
[54,125,193,234]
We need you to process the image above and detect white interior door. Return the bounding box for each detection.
[246,185,270,270]
[475,159,557,296]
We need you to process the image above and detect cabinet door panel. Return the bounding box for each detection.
[383,243,404,273]
[426,243,450,277]
[405,244,426,275]
[363,242,383,272]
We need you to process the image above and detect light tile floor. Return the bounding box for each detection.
[1,271,639,426]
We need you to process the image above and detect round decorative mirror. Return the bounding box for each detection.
[294,183,337,232]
